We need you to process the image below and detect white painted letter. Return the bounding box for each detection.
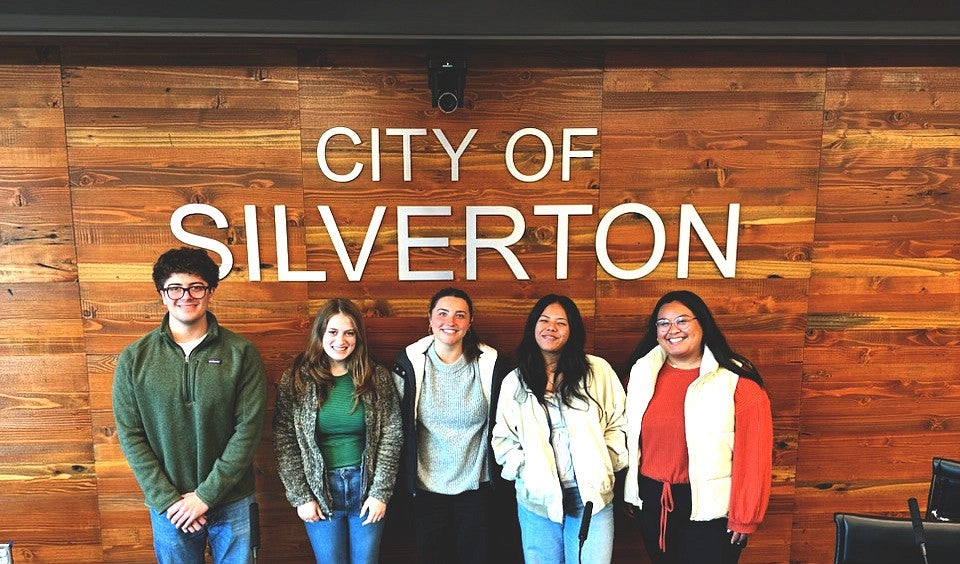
[397,206,454,281]
[317,205,387,282]
[505,127,553,182]
[243,205,261,281]
[386,128,428,181]
[434,128,478,181]
[677,203,740,278]
[275,205,326,282]
[596,203,666,280]
[561,128,597,181]
[466,206,529,280]
[317,127,363,183]
[370,128,381,182]
[170,203,233,280]
[534,204,593,279]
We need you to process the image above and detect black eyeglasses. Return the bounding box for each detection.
[655,316,697,332]
[161,285,210,300]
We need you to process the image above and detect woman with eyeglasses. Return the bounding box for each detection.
[273,298,402,564]
[622,290,772,564]
[492,294,627,563]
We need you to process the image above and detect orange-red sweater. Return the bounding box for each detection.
[639,364,772,533]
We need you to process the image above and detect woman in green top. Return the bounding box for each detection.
[274,298,402,564]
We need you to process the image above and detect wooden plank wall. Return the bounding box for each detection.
[0,47,102,562]
[61,44,308,561]
[598,50,825,563]
[796,49,960,562]
[0,43,957,563]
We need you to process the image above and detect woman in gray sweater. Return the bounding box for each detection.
[274,298,402,564]
[392,287,517,564]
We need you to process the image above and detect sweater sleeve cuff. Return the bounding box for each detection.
[726,519,758,534]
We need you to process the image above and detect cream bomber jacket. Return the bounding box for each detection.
[492,355,628,523]
[622,345,739,522]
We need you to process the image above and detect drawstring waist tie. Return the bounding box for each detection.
[658,481,674,552]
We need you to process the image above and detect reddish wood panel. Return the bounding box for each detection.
[1,41,959,564]
[58,44,310,563]
[597,54,826,563]
[796,60,960,563]
[0,47,102,564]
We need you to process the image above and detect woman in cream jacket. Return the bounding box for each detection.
[493,294,627,564]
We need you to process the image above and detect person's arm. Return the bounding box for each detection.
[112,350,182,513]
[491,374,525,482]
[594,357,629,472]
[272,368,317,508]
[366,366,403,507]
[193,344,267,506]
[727,379,773,536]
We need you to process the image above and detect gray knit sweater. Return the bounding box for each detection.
[416,345,489,493]
[273,363,402,514]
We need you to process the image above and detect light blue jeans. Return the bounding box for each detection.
[149,493,255,564]
[517,487,614,564]
[304,466,384,564]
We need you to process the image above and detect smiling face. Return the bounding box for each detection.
[535,302,571,355]
[655,300,703,367]
[322,313,357,371]
[160,272,213,331]
[429,296,471,349]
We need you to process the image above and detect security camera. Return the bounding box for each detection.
[428,57,467,114]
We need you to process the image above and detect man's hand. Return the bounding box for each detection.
[166,492,209,532]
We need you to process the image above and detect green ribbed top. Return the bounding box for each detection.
[316,374,365,469]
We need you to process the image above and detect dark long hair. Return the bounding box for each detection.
[515,294,592,406]
[428,287,482,362]
[291,298,376,407]
[625,290,763,385]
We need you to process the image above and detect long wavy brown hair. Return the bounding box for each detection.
[291,298,376,408]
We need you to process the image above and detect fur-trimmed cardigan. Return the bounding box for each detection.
[273,363,402,514]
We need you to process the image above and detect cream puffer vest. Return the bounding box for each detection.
[623,345,739,522]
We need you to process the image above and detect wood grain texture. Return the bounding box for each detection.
[1,42,959,563]
[0,47,102,563]
[794,59,960,564]
[597,57,825,562]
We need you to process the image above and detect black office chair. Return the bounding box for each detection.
[834,513,960,564]
[926,457,960,522]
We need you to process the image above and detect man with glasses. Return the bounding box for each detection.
[113,247,266,564]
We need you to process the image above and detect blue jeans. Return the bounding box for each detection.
[517,487,614,564]
[149,494,255,564]
[304,466,384,564]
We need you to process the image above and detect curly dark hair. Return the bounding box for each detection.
[151,247,220,292]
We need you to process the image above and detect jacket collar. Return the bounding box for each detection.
[646,344,721,377]
[159,311,220,345]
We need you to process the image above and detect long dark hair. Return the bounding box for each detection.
[428,287,481,362]
[291,298,376,407]
[626,290,763,385]
[515,294,592,406]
